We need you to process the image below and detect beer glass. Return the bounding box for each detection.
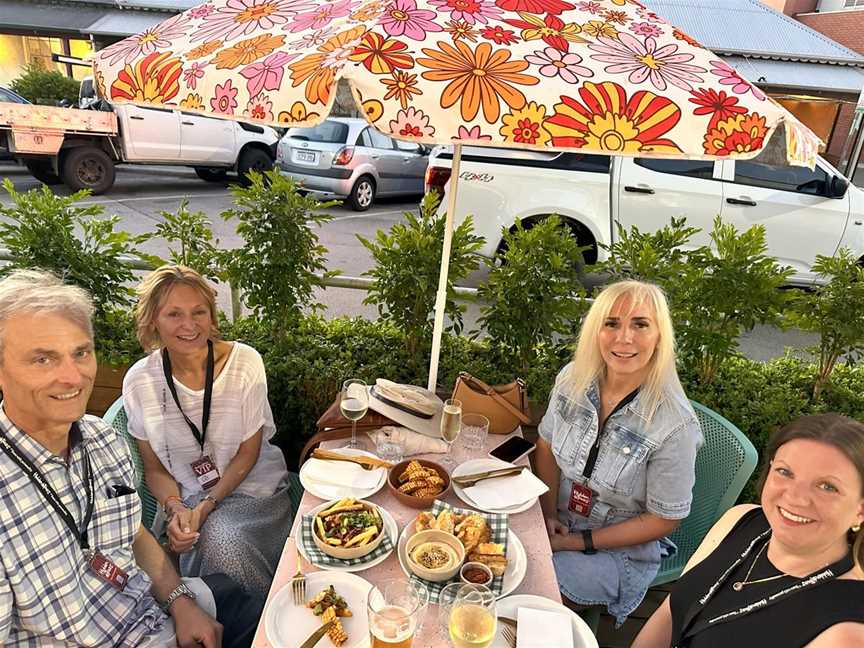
[368,578,427,648]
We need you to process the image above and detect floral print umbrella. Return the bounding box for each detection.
[94,0,819,165]
[92,0,822,390]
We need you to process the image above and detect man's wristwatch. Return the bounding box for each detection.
[161,582,197,613]
[581,529,597,555]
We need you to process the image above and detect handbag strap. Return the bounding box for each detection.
[458,372,531,424]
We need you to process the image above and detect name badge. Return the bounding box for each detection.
[568,483,593,516]
[89,551,129,591]
[190,455,220,490]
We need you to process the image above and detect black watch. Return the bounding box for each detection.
[581,529,597,555]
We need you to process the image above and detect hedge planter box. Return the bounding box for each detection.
[88,363,129,418]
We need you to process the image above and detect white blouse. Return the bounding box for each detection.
[123,342,288,499]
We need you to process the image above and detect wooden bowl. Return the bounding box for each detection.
[405,529,466,582]
[311,499,386,560]
[387,459,451,509]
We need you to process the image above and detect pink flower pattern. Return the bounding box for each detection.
[240,51,298,97]
[525,47,593,83]
[98,13,189,65]
[710,60,766,100]
[453,124,492,140]
[629,21,662,38]
[288,26,336,48]
[428,0,503,25]
[590,33,706,91]
[576,1,601,13]
[244,94,275,120]
[183,61,206,89]
[390,106,435,137]
[380,0,443,39]
[210,79,239,114]
[189,3,216,18]
[288,0,358,33]
[192,0,316,43]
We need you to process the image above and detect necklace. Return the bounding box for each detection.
[732,539,789,592]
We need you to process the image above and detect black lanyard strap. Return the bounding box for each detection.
[162,339,214,451]
[582,387,639,479]
[0,425,94,550]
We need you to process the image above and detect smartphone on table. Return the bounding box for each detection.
[489,436,536,464]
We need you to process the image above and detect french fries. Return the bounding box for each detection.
[314,498,383,548]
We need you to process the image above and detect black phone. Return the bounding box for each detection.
[489,436,536,464]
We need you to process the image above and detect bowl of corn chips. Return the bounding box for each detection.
[387,459,451,509]
[311,498,386,559]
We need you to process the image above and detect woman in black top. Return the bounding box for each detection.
[633,413,864,648]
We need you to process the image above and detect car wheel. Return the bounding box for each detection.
[195,167,228,183]
[348,175,375,211]
[61,147,115,194]
[237,148,274,186]
[25,160,62,185]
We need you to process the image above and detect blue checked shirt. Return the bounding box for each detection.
[0,408,167,646]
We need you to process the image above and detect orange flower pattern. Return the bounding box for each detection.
[91,0,818,165]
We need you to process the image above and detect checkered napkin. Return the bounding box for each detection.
[411,500,509,604]
[300,511,395,567]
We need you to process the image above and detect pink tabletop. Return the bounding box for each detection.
[253,432,561,648]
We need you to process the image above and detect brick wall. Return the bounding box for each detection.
[826,101,857,164]
[796,11,864,54]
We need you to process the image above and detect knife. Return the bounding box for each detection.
[298,620,336,648]
[452,465,527,487]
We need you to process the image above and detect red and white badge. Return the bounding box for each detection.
[88,551,129,591]
[568,483,593,516]
[190,455,221,490]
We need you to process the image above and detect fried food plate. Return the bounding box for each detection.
[265,571,373,648]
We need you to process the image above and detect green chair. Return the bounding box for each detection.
[651,400,758,586]
[103,397,159,529]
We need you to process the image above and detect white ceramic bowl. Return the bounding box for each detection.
[405,529,465,582]
[311,499,386,560]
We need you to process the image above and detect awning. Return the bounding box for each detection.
[0,0,174,38]
[724,56,864,95]
[86,12,170,38]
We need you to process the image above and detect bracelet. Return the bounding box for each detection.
[160,582,197,613]
[202,495,219,508]
[162,495,186,517]
[581,529,597,555]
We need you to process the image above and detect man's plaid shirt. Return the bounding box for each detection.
[0,409,167,646]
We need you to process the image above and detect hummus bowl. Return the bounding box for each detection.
[405,529,465,582]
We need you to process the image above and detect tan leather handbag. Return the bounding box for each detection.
[451,372,531,435]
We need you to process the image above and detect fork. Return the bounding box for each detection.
[291,546,306,606]
[499,616,518,648]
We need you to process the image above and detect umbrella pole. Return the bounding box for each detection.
[427,142,463,393]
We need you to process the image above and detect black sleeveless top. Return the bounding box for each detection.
[669,507,864,647]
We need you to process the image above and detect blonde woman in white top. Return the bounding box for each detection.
[123,265,298,598]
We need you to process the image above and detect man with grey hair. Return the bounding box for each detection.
[0,269,263,647]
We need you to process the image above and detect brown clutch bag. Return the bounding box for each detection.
[451,372,531,435]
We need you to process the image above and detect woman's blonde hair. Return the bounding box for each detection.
[562,280,682,421]
[134,265,220,352]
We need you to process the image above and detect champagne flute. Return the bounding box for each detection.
[440,398,462,469]
[447,584,497,648]
[340,378,368,450]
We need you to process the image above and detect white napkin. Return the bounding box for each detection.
[366,426,449,455]
[463,469,549,510]
[302,458,384,492]
[516,607,573,648]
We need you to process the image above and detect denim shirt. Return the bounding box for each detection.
[539,363,703,620]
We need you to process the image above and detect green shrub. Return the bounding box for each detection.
[787,248,864,400]
[477,216,588,374]
[156,200,225,282]
[0,180,155,359]
[10,62,80,106]
[221,170,338,327]
[358,192,484,366]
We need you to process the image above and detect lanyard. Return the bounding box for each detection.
[679,529,853,641]
[582,387,639,479]
[0,424,94,551]
[162,339,214,452]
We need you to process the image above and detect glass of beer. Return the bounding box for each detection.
[447,584,497,648]
[368,578,427,648]
[440,398,462,469]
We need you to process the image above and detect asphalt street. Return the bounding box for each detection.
[0,161,817,363]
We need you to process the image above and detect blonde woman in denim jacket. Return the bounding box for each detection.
[536,280,703,625]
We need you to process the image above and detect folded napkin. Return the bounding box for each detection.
[366,426,448,455]
[463,469,549,510]
[302,457,384,491]
[373,379,439,417]
[516,607,573,648]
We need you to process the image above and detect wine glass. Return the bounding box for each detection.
[340,378,368,450]
[447,584,497,648]
[440,398,462,469]
[367,578,426,648]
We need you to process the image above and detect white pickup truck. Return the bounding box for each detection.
[425,148,864,286]
[0,101,279,194]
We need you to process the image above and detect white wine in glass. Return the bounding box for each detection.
[448,603,496,648]
[341,379,368,449]
[440,398,461,468]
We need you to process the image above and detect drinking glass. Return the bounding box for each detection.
[440,398,462,469]
[367,578,426,648]
[447,584,497,648]
[461,413,490,453]
[340,378,368,450]
[376,427,404,463]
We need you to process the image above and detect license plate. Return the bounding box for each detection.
[295,150,316,163]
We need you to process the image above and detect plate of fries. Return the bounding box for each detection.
[300,498,398,571]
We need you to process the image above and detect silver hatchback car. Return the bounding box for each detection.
[276,117,430,210]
